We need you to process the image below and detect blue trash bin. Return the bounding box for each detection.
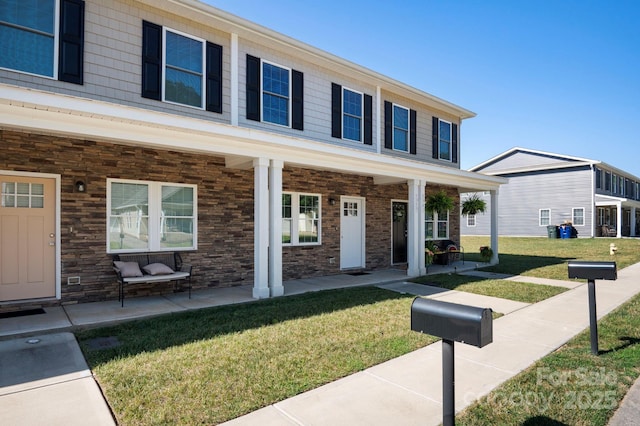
[560,225,570,239]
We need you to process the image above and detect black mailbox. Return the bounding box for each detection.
[411,297,493,348]
[567,261,617,281]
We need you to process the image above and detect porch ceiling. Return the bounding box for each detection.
[0,84,504,192]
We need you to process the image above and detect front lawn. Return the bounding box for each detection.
[77,287,435,425]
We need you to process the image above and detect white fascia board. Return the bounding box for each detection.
[469,146,598,172]
[0,85,500,190]
[476,161,595,176]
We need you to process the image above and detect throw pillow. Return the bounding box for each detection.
[114,261,143,278]
[143,263,175,276]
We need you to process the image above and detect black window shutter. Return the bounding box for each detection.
[292,70,304,130]
[432,116,439,159]
[364,94,372,145]
[410,109,417,155]
[452,123,458,163]
[205,42,223,113]
[384,101,393,149]
[141,21,162,100]
[246,55,261,121]
[58,0,84,84]
[331,83,342,138]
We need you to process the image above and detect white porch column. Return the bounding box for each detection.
[407,179,423,277]
[253,158,270,298]
[616,202,622,238]
[418,181,426,275]
[631,207,637,237]
[490,189,499,264]
[269,159,284,297]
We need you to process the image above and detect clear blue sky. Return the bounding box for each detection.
[204,0,640,174]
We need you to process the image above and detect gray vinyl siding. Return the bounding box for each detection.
[477,151,582,174]
[1,0,463,168]
[460,192,492,235]
[462,167,593,237]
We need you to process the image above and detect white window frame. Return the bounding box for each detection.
[107,178,197,253]
[572,208,585,226]
[539,208,551,226]
[426,209,449,240]
[282,192,321,246]
[0,0,60,79]
[467,214,476,227]
[260,59,291,127]
[438,119,452,161]
[392,103,410,152]
[162,27,206,109]
[342,87,364,142]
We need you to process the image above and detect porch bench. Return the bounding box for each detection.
[112,252,192,307]
[426,240,464,266]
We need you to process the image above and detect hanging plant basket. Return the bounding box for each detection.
[461,193,487,216]
[425,190,454,213]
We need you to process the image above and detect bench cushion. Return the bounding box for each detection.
[143,262,174,276]
[114,261,143,278]
[122,271,190,284]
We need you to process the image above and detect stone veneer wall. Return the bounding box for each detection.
[1,129,460,306]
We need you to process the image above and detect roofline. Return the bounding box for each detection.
[147,0,476,120]
[468,147,598,172]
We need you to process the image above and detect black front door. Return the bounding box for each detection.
[392,202,407,264]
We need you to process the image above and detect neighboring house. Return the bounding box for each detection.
[461,147,640,238]
[0,0,504,309]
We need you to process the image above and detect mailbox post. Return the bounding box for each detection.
[411,298,493,426]
[567,261,617,355]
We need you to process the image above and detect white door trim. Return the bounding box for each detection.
[0,170,61,300]
[340,196,366,269]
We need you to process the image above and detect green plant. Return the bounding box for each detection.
[425,190,454,214]
[479,245,493,261]
[461,193,487,216]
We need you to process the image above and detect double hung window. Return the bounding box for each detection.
[0,0,83,83]
[539,209,551,226]
[342,88,363,142]
[425,208,449,239]
[262,61,290,126]
[392,105,409,152]
[282,193,321,245]
[438,120,452,161]
[572,208,585,226]
[164,29,205,108]
[108,179,197,253]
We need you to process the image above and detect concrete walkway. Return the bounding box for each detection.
[1,262,639,425]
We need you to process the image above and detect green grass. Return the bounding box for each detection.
[456,291,640,426]
[77,287,435,425]
[462,236,640,279]
[411,274,567,303]
[77,237,640,425]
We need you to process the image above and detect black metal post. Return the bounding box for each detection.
[443,338,455,426]
[588,279,599,355]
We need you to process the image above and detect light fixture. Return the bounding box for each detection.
[329,197,336,206]
[75,180,86,193]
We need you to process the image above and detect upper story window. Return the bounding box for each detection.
[393,105,409,151]
[331,83,372,145]
[142,21,222,113]
[107,179,197,253]
[164,29,205,108]
[595,168,602,189]
[0,0,84,84]
[431,117,458,163]
[342,88,363,141]
[262,61,290,126]
[612,174,618,194]
[246,55,303,129]
[605,171,611,191]
[384,102,417,153]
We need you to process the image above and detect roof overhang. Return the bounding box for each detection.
[0,84,503,192]
[595,194,640,209]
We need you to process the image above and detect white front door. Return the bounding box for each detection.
[340,196,365,269]
[0,176,56,301]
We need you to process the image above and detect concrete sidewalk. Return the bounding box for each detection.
[222,264,640,425]
[1,262,639,425]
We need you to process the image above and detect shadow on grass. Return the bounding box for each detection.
[482,253,574,276]
[522,416,569,426]
[599,336,640,355]
[76,286,413,366]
